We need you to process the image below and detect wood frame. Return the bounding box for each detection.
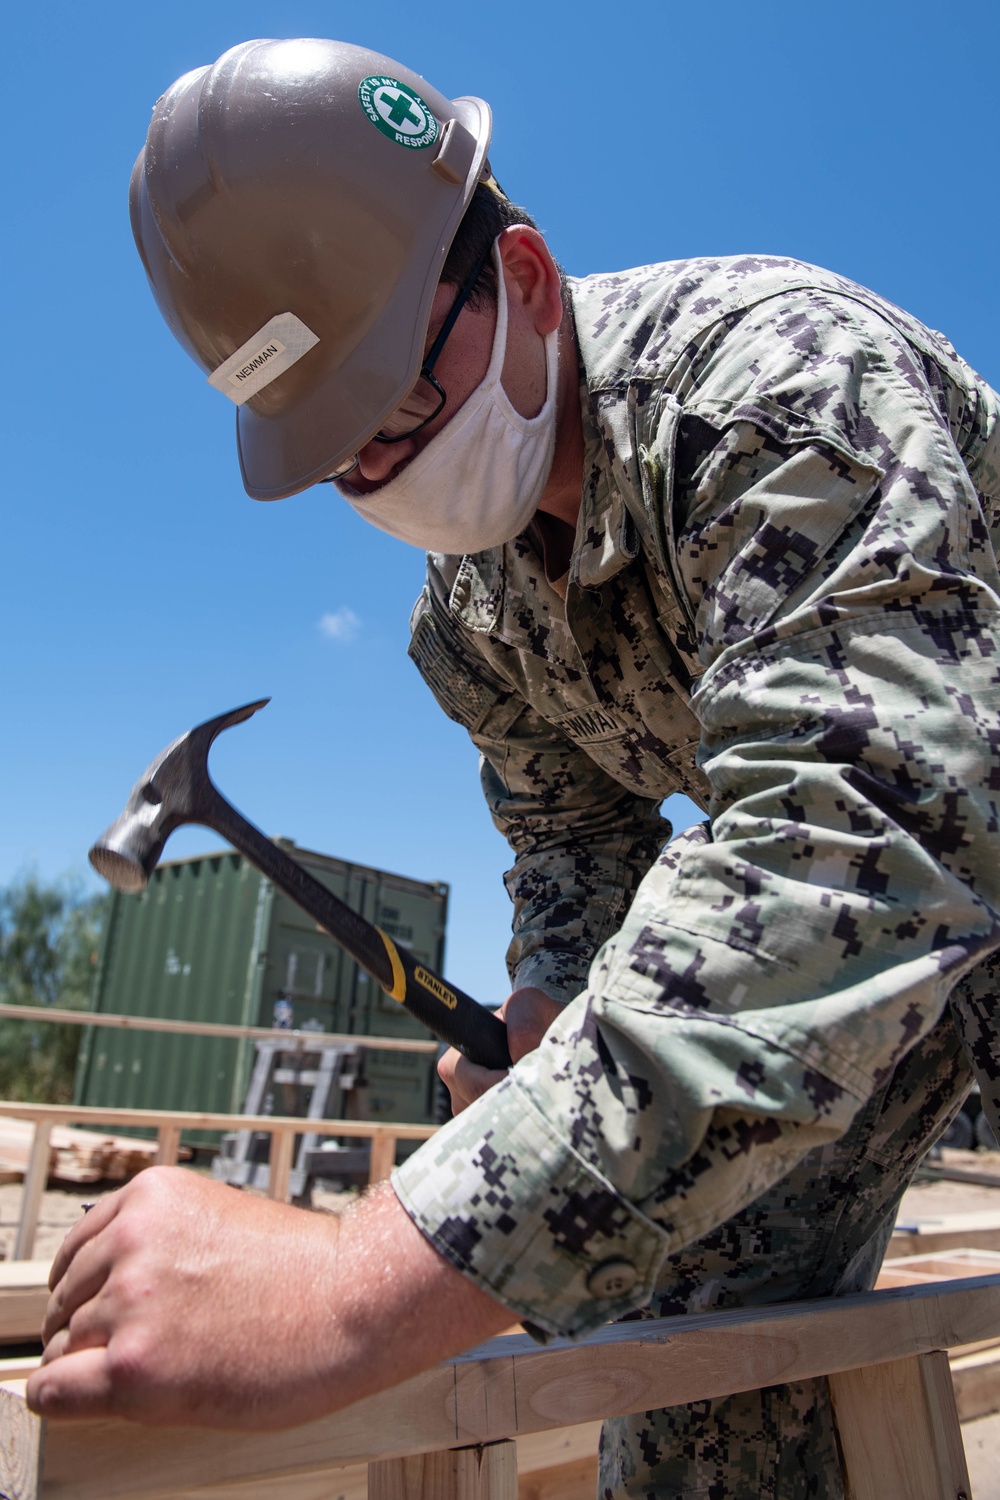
[2,1273,995,1500]
[0,1010,440,1258]
[0,1104,438,1260]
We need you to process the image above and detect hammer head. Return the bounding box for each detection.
[89,699,269,894]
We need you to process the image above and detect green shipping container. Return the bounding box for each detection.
[74,842,448,1143]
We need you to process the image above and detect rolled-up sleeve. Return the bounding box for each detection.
[395,291,1000,1339]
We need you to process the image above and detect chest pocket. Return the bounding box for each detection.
[408,595,516,736]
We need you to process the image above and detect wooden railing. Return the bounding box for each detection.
[0,1103,437,1261]
[0,1002,439,1053]
[2,1272,995,1498]
[0,1004,443,1260]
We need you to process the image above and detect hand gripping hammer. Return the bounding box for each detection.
[88,700,512,1070]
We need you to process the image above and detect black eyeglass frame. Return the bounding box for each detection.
[322,236,495,480]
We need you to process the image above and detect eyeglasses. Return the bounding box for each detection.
[324,238,494,481]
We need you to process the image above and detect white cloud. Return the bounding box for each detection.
[318,606,361,643]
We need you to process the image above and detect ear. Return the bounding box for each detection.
[497,227,564,336]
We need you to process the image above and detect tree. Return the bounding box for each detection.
[0,875,108,1102]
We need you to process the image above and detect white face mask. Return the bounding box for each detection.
[337,242,560,554]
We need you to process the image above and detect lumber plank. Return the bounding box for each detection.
[0,1004,438,1054]
[888,1210,1000,1260]
[951,1343,1000,1422]
[950,1335,1000,1358]
[876,1246,1000,1288]
[915,1351,971,1498]
[516,1455,599,1500]
[0,1262,51,1344]
[267,1129,295,1203]
[0,1103,435,1143]
[830,1351,970,1500]
[2,1276,999,1500]
[369,1440,518,1499]
[12,1125,52,1261]
[165,1424,673,1500]
[154,1125,182,1169]
[368,1134,396,1184]
[0,1382,44,1500]
[514,1422,600,1474]
[171,1465,367,1500]
[0,1357,41,1381]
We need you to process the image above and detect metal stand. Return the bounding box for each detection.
[212,1037,367,1200]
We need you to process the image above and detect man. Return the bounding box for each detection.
[29,36,1000,1499]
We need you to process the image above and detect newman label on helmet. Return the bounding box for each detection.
[207,312,320,406]
[358,76,439,150]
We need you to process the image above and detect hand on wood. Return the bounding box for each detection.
[26,1170,510,1429]
[437,986,562,1115]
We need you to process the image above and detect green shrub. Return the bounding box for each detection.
[0,876,107,1103]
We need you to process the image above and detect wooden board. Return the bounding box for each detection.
[515,1424,601,1474]
[889,1225,1000,1257]
[0,1005,438,1055]
[172,1453,601,1500]
[161,1426,608,1500]
[887,1209,1000,1260]
[172,1468,367,1500]
[2,1274,1000,1500]
[0,1263,51,1345]
[0,1358,41,1383]
[0,1104,435,1144]
[369,1440,517,1499]
[876,1246,1000,1288]
[516,1457,599,1500]
[829,1351,970,1500]
[951,1343,1000,1422]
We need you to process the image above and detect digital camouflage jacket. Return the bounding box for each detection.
[393,255,1000,1338]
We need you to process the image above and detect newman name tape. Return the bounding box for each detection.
[208,313,320,405]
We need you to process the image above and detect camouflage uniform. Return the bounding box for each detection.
[392,255,1000,1497]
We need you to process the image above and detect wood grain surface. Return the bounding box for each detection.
[830,1350,971,1500]
[1,1274,998,1500]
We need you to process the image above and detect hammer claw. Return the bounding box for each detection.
[89,699,271,894]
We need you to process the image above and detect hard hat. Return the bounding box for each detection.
[130,39,492,499]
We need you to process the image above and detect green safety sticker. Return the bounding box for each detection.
[358,75,439,150]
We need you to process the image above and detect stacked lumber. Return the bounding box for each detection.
[0,1115,174,1184]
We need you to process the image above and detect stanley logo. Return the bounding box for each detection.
[415,967,458,1010]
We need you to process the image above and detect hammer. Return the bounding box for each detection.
[89,700,511,1070]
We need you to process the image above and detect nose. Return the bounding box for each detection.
[354,435,419,485]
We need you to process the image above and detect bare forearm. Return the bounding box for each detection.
[27,1169,512,1429]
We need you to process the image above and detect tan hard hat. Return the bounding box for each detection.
[131,38,492,499]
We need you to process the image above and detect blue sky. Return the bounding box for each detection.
[2,1,997,1006]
